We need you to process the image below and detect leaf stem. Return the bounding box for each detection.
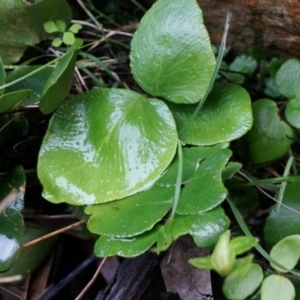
[179,11,232,134]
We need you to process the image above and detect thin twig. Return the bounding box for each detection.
[22,219,87,248]
[0,285,21,298]
[76,0,102,30]
[75,257,107,300]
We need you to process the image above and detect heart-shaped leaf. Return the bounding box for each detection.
[0,90,31,113]
[264,182,300,249]
[169,83,253,145]
[38,88,177,205]
[0,0,72,64]
[130,0,215,104]
[6,66,54,105]
[85,186,173,238]
[276,58,300,98]
[270,235,300,273]
[261,275,295,300]
[285,97,300,129]
[94,225,161,258]
[0,166,25,272]
[240,99,294,164]
[39,50,78,114]
[176,146,231,215]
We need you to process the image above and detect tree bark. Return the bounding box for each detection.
[199,0,300,58]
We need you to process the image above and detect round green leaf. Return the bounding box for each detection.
[130,0,215,104]
[276,58,300,98]
[285,97,300,129]
[264,182,300,249]
[85,186,173,238]
[52,37,63,48]
[240,99,294,164]
[169,83,253,145]
[0,166,25,272]
[69,23,82,34]
[94,225,160,258]
[43,21,58,33]
[223,263,263,300]
[261,275,295,300]
[63,32,75,45]
[270,235,300,273]
[38,88,177,205]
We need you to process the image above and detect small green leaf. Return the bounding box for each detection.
[169,83,253,146]
[56,20,66,32]
[0,166,25,272]
[94,225,160,258]
[52,37,63,47]
[0,90,31,113]
[73,38,83,48]
[264,182,300,249]
[43,21,58,33]
[270,235,300,273]
[189,256,213,270]
[176,146,231,215]
[38,88,177,205]
[223,263,263,300]
[285,97,300,129]
[63,32,75,45]
[211,230,235,277]
[39,50,78,114]
[85,186,173,238]
[240,99,294,164]
[69,23,82,34]
[222,162,242,181]
[231,254,254,273]
[230,236,258,255]
[276,58,300,98]
[261,275,295,300]
[130,0,215,104]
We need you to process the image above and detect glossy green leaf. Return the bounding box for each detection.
[94,225,160,258]
[261,275,295,300]
[0,90,31,113]
[85,186,173,238]
[264,182,300,249]
[130,0,215,104]
[0,114,28,145]
[6,66,54,105]
[176,146,231,215]
[223,263,263,300]
[240,99,294,164]
[222,162,242,181]
[276,58,300,98]
[230,236,258,256]
[38,88,177,205]
[285,97,300,129]
[169,83,252,145]
[0,166,25,272]
[0,0,72,64]
[270,235,300,273]
[0,227,58,282]
[211,230,235,277]
[39,50,78,114]
[172,207,229,248]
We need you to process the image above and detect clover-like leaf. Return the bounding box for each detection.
[223,263,263,300]
[261,275,295,300]
[285,97,300,129]
[169,83,252,145]
[270,235,300,273]
[0,0,72,64]
[38,88,177,205]
[276,58,300,98]
[176,146,231,215]
[69,23,82,34]
[56,20,66,33]
[240,99,294,164]
[85,186,173,238]
[43,21,58,33]
[63,32,75,45]
[264,182,300,249]
[94,225,160,258]
[130,0,215,104]
[0,166,25,272]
